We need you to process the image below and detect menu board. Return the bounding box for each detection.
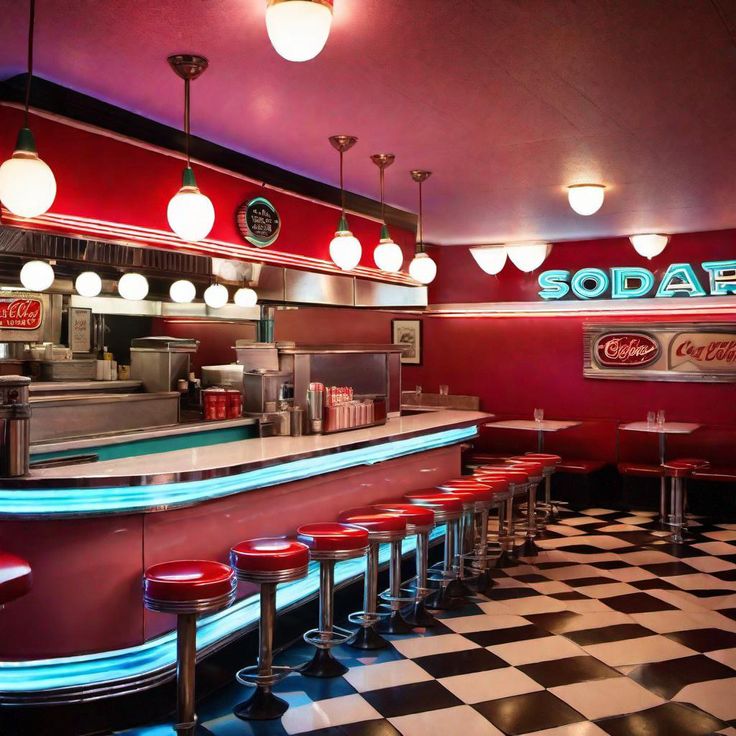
[69,307,92,353]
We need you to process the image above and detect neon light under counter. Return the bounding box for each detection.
[0,425,478,517]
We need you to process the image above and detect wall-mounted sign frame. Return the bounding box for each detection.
[583,322,736,383]
[392,319,423,365]
[68,307,92,353]
[236,196,281,248]
[0,292,45,341]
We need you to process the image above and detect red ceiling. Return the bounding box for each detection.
[1,0,736,246]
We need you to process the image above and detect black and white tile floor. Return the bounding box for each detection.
[124,509,736,736]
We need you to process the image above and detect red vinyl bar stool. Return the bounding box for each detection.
[524,452,563,529]
[0,551,32,610]
[374,502,437,628]
[337,507,410,637]
[506,458,546,557]
[663,459,710,544]
[475,466,530,568]
[296,523,369,675]
[143,560,237,736]
[404,490,465,609]
[229,538,310,721]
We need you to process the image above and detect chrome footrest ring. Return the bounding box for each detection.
[303,625,354,649]
[236,664,293,688]
[348,610,387,626]
[378,588,417,605]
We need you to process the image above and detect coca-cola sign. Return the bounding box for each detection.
[594,333,660,367]
[670,332,736,372]
[0,297,43,330]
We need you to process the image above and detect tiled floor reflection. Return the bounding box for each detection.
[119,509,736,736]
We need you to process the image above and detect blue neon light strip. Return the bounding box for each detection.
[0,426,477,516]
[0,526,446,695]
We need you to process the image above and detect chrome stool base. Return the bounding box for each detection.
[519,537,541,558]
[300,646,349,678]
[234,687,290,721]
[402,598,438,628]
[348,622,391,649]
[376,607,414,635]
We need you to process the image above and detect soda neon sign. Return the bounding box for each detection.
[538,260,736,300]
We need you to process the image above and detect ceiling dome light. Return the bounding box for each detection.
[234,286,258,307]
[266,0,333,62]
[20,260,54,291]
[74,271,102,298]
[169,279,196,303]
[204,283,228,309]
[567,184,606,216]
[328,135,362,271]
[118,273,149,301]
[408,251,437,284]
[507,242,551,272]
[469,245,507,275]
[629,233,669,260]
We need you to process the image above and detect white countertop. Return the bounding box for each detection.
[619,421,701,434]
[27,410,491,481]
[29,380,142,392]
[485,419,582,432]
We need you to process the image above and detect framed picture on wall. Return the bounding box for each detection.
[392,319,422,365]
[68,307,92,354]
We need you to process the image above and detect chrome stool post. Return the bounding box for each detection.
[507,458,545,557]
[663,459,710,544]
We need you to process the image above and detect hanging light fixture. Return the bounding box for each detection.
[265,0,333,62]
[370,153,403,273]
[567,184,605,216]
[75,271,102,298]
[408,170,437,284]
[328,135,362,271]
[469,245,507,275]
[506,242,552,272]
[118,273,149,301]
[629,233,669,260]
[204,282,229,309]
[169,279,196,303]
[234,284,258,307]
[20,260,54,291]
[0,0,56,218]
[166,55,215,243]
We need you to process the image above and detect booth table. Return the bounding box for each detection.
[485,419,582,452]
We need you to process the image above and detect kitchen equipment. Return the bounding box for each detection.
[41,359,96,382]
[243,370,291,414]
[306,382,324,434]
[201,364,245,390]
[0,375,31,477]
[233,341,279,372]
[290,406,304,436]
[130,337,198,393]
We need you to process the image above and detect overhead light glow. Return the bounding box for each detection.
[408,252,437,284]
[469,246,507,275]
[204,283,228,309]
[265,0,333,62]
[629,233,669,260]
[234,287,258,307]
[169,280,196,303]
[373,238,404,272]
[74,271,102,298]
[167,173,215,243]
[507,243,551,272]
[567,184,606,216]
[19,260,54,292]
[0,136,56,219]
[118,273,149,301]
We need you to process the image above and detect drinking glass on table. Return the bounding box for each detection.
[647,411,656,428]
[415,385,422,397]
[534,408,544,423]
[656,409,665,427]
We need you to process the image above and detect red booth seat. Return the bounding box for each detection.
[618,462,664,478]
[557,458,607,474]
[692,466,736,483]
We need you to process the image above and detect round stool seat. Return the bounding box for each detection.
[337,508,407,542]
[436,478,492,491]
[663,459,709,478]
[373,503,435,533]
[438,486,493,510]
[231,538,310,583]
[670,458,710,469]
[144,560,237,614]
[0,552,32,606]
[524,452,562,468]
[297,522,370,560]
[404,491,463,522]
[470,475,510,494]
[506,459,545,481]
[476,468,529,492]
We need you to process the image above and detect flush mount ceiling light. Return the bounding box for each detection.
[118,273,149,301]
[506,242,552,272]
[469,245,507,275]
[328,135,362,271]
[20,259,54,291]
[166,54,215,243]
[370,153,403,273]
[75,271,102,298]
[169,279,196,303]
[629,233,669,260]
[567,184,606,216]
[266,0,333,62]
[234,286,258,307]
[0,0,56,218]
[408,170,437,284]
[204,283,229,309]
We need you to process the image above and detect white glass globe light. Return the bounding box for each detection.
[169,279,196,303]
[373,238,404,272]
[118,272,149,301]
[20,260,54,291]
[567,184,605,216]
[234,287,258,307]
[469,245,507,275]
[0,151,56,219]
[167,186,215,242]
[507,243,551,272]
[75,271,102,298]
[408,252,437,284]
[629,234,669,260]
[204,283,228,309]
[329,230,362,271]
[265,0,333,62]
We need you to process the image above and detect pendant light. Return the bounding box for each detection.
[20,260,54,291]
[567,184,605,216]
[234,281,258,307]
[166,55,215,243]
[265,0,333,62]
[469,245,507,275]
[629,233,669,260]
[328,135,362,271]
[408,170,437,284]
[204,282,229,309]
[169,279,196,303]
[0,0,56,218]
[118,273,149,301]
[506,242,552,272]
[370,153,403,272]
[75,271,102,298]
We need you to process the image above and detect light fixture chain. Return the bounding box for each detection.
[184,77,191,167]
[417,179,423,253]
[24,0,36,127]
[380,166,385,223]
[339,148,345,214]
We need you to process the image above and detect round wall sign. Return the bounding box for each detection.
[236,196,281,248]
